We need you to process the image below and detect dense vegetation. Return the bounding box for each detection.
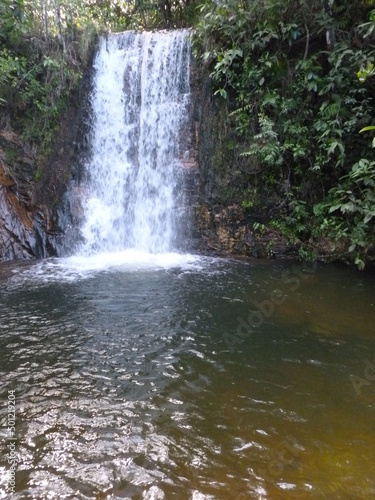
[194,0,375,267]
[0,0,197,154]
[1,0,374,266]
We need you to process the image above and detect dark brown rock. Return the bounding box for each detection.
[0,185,36,260]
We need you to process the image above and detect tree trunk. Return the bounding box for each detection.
[324,0,336,50]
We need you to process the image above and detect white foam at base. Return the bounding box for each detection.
[65,249,202,271]
[7,251,207,287]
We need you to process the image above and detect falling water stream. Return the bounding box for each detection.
[0,31,375,499]
[80,30,190,257]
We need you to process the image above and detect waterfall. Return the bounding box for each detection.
[79,30,191,256]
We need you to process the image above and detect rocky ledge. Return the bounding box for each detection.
[0,129,46,260]
[192,203,297,259]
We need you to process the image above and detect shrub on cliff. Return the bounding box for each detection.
[194,0,375,266]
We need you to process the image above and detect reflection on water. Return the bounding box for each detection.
[0,257,374,499]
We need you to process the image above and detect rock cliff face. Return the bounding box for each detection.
[0,111,86,262]
[191,203,295,258]
[0,64,92,263]
[0,129,42,260]
[0,48,325,263]
[189,64,297,259]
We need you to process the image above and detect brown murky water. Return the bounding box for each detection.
[0,257,374,499]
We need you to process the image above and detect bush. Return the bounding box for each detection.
[194,0,375,266]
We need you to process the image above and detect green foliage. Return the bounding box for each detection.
[253,222,265,234]
[267,200,309,247]
[0,0,101,154]
[241,199,253,210]
[0,0,199,154]
[34,167,42,182]
[314,159,375,261]
[194,0,375,267]
[0,0,28,43]
[358,61,375,83]
[0,40,83,151]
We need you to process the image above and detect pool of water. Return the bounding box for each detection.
[0,255,374,499]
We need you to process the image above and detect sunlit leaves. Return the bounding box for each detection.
[357,61,375,83]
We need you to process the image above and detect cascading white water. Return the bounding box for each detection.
[79,30,191,256]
